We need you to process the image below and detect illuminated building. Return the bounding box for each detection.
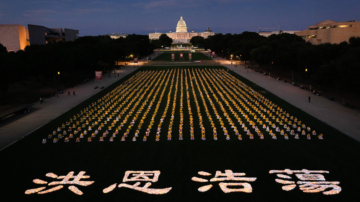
[149,15,215,44]
[258,30,299,37]
[295,20,360,44]
[0,24,79,52]
[28,24,79,45]
[0,24,29,52]
[107,34,128,39]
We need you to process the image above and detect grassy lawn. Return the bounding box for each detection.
[0,66,359,202]
[152,52,212,61]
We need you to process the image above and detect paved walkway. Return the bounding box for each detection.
[215,57,360,141]
[0,67,137,151]
[126,52,162,66]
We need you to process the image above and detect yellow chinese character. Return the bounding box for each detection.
[103,170,172,195]
[192,170,256,193]
[269,169,341,195]
[25,171,94,195]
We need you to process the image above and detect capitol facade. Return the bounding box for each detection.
[149,15,215,44]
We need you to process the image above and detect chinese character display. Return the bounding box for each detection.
[192,170,257,193]
[25,171,94,195]
[25,168,342,197]
[103,171,172,195]
[270,169,341,195]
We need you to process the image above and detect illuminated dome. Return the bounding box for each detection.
[176,14,188,32]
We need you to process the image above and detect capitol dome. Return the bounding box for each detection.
[176,14,188,32]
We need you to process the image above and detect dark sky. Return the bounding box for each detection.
[0,0,359,36]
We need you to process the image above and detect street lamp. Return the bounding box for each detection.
[305,68,308,72]
[58,71,60,75]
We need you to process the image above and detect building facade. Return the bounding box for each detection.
[28,24,79,45]
[0,24,29,52]
[0,24,79,51]
[107,34,128,39]
[149,15,215,44]
[259,30,299,37]
[295,20,360,45]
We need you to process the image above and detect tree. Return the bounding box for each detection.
[251,46,272,67]
[202,31,360,97]
[159,34,173,47]
[0,52,9,94]
[150,40,162,49]
[190,36,205,47]
[311,63,338,88]
[265,33,307,79]
[336,46,360,93]
[349,37,360,48]
[1,34,154,85]
[0,43,7,53]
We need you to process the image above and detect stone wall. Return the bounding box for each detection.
[0,25,22,52]
[18,25,28,50]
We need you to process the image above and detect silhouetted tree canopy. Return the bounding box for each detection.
[0,43,7,53]
[0,35,154,94]
[190,36,205,47]
[159,34,173,46]
[204,32,360,93]
[151,34,173,48]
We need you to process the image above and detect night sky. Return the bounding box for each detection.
[0,0,359,36]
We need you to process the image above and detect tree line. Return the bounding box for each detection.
[0,34,154,94]
[150,34,173,48]
[192,32,360,94]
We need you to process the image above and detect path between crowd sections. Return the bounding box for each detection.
[0,66,138,151]
[215,57,360,142]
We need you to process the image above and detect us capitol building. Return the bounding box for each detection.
[149,15,215,44]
